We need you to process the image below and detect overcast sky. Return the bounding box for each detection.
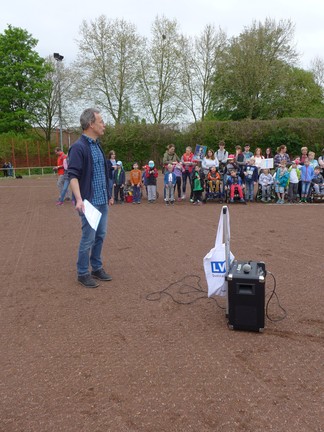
[1,0,323,68]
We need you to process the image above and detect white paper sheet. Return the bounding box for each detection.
[83,199,102,231]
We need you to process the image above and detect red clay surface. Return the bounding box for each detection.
[0,175,323,432]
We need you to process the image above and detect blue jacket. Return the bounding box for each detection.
[68,135,111,201]
[300,165,314,182]
[164,171,177,186]
[226,175,243,187]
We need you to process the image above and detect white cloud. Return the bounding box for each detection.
[1,0,323,67]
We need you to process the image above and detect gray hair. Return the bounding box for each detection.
[80,108,101,130]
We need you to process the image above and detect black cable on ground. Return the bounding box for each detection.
[265,271,287,322]
[146,274,225,309]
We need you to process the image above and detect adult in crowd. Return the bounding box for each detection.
[299,147,308,165]
[56,154,71,205]
[201,149,219,176]
[54,147,67,199]
[2,161,9,177]
[8,162,13,177]
[162,144,180,172]
[254,147,265,171]
[180,146,195,199]
[265,147,273,159]
[274,145,290,168]
[68,108,114,289]
[215,140,228,164]
[243,144,253,162]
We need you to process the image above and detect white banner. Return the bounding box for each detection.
[203,207,234,297]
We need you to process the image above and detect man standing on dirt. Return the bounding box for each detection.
[68,108,114,288]
[54,147,67,198]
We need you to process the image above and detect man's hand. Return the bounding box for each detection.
[75,198,85,215]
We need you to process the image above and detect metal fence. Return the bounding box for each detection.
[0,166,55,177]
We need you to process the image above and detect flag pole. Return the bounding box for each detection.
[222,206,230,317]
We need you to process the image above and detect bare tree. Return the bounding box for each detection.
[33,56,76,144]
[178,25,227,122]
[75,16,143,124]
[137,16,184,124]
[311,57,324,89]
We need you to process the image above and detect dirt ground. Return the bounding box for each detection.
[0,175,323,432]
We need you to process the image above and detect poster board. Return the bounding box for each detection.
[260,158,274,169]
[193,145,207,162]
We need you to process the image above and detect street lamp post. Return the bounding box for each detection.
[53,52,64,151]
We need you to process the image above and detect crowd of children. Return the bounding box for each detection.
[109,144,324,205]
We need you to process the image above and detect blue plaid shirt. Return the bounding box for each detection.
[83,135,108,205]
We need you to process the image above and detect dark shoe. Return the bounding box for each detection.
[78,274,99,288]
[91,268,112,281]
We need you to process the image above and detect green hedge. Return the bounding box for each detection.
[1,118,324,168]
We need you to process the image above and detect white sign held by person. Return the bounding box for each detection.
[260,158,274,169]
[203,207,234,297]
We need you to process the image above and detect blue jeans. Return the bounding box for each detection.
[59,178,71,202]
[245,181,254,200]
[77,203,108,276]
[301,181,311,196]
[133,185,141,202]
[182,171,192,194]
[108,178,114,198]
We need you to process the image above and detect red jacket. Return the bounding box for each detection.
[181,152,195,173]
[56,152,67,176]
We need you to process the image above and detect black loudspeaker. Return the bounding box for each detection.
[226,260,266,332]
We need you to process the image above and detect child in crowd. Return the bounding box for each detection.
[312,166,324,193]
[311,166,324,194]
[258,168,273,202]
[235,145,245,176]
[207,166,221,192]
[145,160,158,203]
[107,150,117,197]
[293,156,302,168]
[274,160,289,204]
[244,157,258,202]
[287,160,301,203]
[114,161,125,203]
[299,159,314,202]
[226,169,245,203]
[173,162,184,201]
[164,163,177,205]
[192,164,204,205]
[130,162,142,204]
[307,151,317,170]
